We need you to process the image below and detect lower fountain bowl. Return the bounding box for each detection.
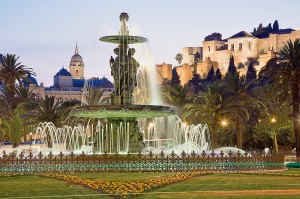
[69,104,175,118]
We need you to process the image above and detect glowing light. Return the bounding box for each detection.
[258,119,261,123]
[220,119,228,127]
[148,122,154,128]
[271,117,277,123]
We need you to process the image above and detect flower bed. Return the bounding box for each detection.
[42,171,212,198]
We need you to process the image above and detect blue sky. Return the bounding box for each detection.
[1,0,299,86]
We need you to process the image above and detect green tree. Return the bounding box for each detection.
[206,66,215,83]
[253,85,292,153]
[0,54,35,111]
[170,68,181,87]
[226,55,237,76]
[273,20,279,31]
[215,68,222,80]
[163,85,190,118]
[245,62,257,84]
[204,32,222,41]
[222,73,261,149]
[183,83,223,149]
[259,39,300,161]
[35,96,64,126]
[189,72,202,94]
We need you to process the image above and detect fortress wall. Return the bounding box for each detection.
[176,64,194,85]
[156,64,172,84]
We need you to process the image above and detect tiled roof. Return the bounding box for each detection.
[228,31,253,39]
[54,68,72,77]
[72,77,114,88]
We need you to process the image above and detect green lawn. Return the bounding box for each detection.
[0,169,300,199]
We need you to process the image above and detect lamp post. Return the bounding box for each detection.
[29,132,33,147]
[220,119,229,127]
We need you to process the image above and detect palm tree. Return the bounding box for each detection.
[253,84,292,153]
[162,85,190,118]
[221,73,261,149]
[0,118,11,142]
[35,96,63,126]
[183,83,223,149]
[259,39,300,161]
[0,54,35,111]
[83,87,111,105]
[175,53,183,66]
[16,86,35,103]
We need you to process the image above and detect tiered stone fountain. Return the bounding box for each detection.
[31,13,210,155]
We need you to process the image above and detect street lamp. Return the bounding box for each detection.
[271,117,277,123]
[220,119,228,127]
[29,132,33,146]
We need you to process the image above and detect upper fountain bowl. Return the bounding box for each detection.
[99,35,148,44]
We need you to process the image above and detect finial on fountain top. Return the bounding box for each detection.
[119,12,129,36]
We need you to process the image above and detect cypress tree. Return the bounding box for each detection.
[273,20,279,31]
[227,55,237,75]
[252,28,257,35]
[190,72,201,94]
[246,62,257,83]
[206,65,215,82]
[267,23,272,32]
[257,23,263,34]
[170,67,181,87]
[215,68,222,80]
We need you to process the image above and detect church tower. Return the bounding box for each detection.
[69,43,85,79]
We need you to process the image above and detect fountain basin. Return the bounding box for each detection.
[69,105,175,118]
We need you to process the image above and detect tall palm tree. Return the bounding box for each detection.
[253,84,292,153]
[183,83,223,149]
[35,96,63,126]
[162,85,190,118]
[175,53,183,66]
[259,39,300,161]
[221,73,261,149]
[16,86,35,103]
[0,54,35,111]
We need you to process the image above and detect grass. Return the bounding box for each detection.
[0,169,300,199]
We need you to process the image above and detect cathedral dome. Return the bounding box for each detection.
[22,74,39,86]
[71,53,83,62]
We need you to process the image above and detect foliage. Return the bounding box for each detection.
[175,53,183,66]
[0,54,35,111]
[85,87,110,105]
[206,66,215,83]
[34,96,64,126]
[245,62,257,84]
[163,85,190,118]
[215,68,222,80]
[251,20,279,38]
[226,55,237,76]
[188,72,202,94]
[259,39,300,159]
[204,32,222,41]
[170,68,181,87]
[273,20,279,31]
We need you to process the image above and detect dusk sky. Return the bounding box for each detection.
[1,0,299,86]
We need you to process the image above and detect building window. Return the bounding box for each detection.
[239,43,242,50]
[208,46,210,52]
[249,42,252,50]
[231,44,234,51]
